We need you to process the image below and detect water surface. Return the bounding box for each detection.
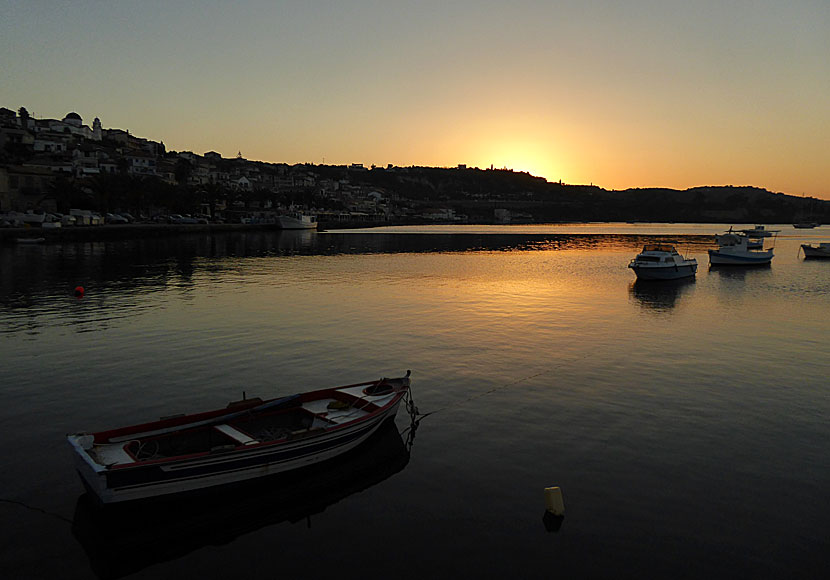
[1,224,828,579]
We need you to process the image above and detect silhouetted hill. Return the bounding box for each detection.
[320,165,827,223]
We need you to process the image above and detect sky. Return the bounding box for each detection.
[1,0,829,199]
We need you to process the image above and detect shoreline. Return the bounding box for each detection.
[0,223,284,243]
[1,220,813,244]
[0,219,465,243]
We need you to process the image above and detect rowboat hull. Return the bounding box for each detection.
[68,373,411,503]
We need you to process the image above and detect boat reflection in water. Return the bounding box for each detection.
[708,262,772,284]
[628,278,696,312]
[72,418,415,580]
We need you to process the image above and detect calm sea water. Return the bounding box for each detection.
[1,224,828,579]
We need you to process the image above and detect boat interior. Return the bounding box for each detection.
[123,406,333,461]
[89,384,396,466]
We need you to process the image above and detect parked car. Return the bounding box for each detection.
[105,213,129,224]
[169,214,199,224]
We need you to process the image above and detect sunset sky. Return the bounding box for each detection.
[2,1,828,199]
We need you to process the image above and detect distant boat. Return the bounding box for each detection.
[708,232,773,266]
[67,371,412,503]
[277,213,318,230]
[800,242,830,259]
[627,243,697,280]
[15,237,45,244]
[737,225,780,238]
[793,197,820,228]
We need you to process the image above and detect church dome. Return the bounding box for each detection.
[63,112,83,126]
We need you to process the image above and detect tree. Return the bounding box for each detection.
[198,183,226,217]
[174,158,193,185]
[49,176,91,213]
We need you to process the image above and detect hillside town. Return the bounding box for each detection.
[1,106,827,228]
[0,106,450,227]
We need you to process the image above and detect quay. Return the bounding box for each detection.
[0,220,415,244]
[0,223,281,243]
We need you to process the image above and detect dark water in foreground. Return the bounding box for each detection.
[1,224,829,579]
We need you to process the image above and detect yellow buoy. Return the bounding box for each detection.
[544,486,565,516]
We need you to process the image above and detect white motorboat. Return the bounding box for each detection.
[628,243,698,280]
[708,232,773,266]
[800,242,830,259]
[277,213,318,230]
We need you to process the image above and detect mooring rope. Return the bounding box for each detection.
[0,498,74,525]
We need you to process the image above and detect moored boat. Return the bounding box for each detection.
[800,242,830,259]
[67,371,412,503]
[736,225,779,249]
[716,228,764,250]
[737,225,779,238]
[708,232,773,266]
[627,243,697,280]
[277,213,318,230]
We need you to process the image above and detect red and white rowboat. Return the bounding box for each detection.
[67,371,412,503]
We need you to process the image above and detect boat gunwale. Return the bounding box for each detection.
[91,379,385,443]
[81,382,406,471]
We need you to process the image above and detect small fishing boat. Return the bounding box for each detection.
[735,225,779,249]
[277,213,318,230]
[716,228,764,250]
[800,242,830,259]
[15,237,46,244]
[67,371,412,503]
[737,225,779,238]
[627,243,697,280]
[708,232,773,266]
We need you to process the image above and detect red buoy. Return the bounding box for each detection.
[74,286,85,298]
